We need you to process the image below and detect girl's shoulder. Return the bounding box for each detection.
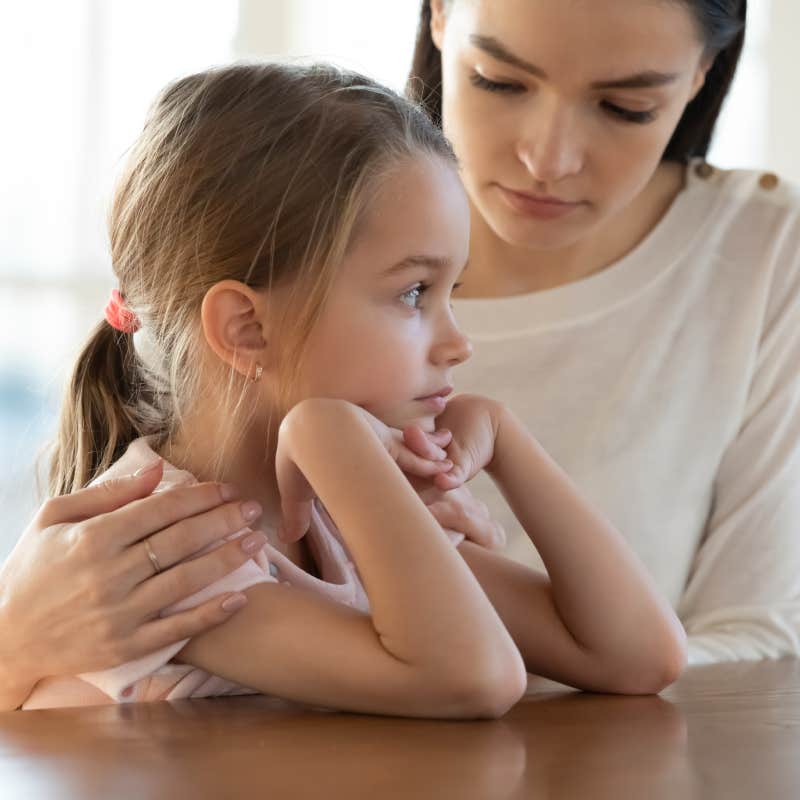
[89,437,197,492]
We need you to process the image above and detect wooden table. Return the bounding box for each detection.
[1,658,798,799]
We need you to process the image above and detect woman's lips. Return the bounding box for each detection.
[497,185,585,220]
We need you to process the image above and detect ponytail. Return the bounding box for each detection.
[49,323,160,496]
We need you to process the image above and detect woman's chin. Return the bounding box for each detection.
[482,201,596,252]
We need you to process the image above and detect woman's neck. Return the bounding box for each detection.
[458,161,687,299]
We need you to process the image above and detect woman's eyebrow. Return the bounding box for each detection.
[469,34,679,89]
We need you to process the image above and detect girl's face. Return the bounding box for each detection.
[294,155,472,433]
[432,0,709,250]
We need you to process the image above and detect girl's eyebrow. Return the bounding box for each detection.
[382,255,452,276]
[469,34,679,90]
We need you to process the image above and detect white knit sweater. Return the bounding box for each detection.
[453,162,800,665]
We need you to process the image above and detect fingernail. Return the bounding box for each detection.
[240,500,263,522]
[133,458,162,477]
[241,531,267,554]
[220,483,239,502]
[221,593,248,612]
[437,460,453,470]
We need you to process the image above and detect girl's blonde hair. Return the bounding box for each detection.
[50,62,456,496]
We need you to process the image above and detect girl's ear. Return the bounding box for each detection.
[430,0,448,51]
[201,280,269,380]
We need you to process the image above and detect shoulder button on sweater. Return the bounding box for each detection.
[759,172,779,191]
[695,162,715,179]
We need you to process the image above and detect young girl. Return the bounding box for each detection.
[22,62,685,715]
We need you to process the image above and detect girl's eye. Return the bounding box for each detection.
[399,283,427,309]
[602,101,656,125]
[469,72,524,94]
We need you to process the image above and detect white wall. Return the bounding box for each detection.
[0,0,796,557]
[764,0,800,182]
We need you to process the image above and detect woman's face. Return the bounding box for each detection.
[432,0,709,250]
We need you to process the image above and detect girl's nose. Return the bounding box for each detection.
[432,314,473,367]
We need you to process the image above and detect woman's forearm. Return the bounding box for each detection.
[0,596,37,711]
[0,674,35,712]
[488,406,686,689]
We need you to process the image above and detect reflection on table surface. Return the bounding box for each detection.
[1,658,798,799]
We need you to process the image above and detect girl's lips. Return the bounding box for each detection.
[416,395,448,414]
[497,185,585,220]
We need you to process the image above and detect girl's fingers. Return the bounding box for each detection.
[129,537,264,613]
[428,429,452,447]
[395,448,453,478]
[434,468,465,491]
[91,481,242,550]
[35,460,165,528]
[401,425,449,461]
[124,498,266,585]
[126,592,250,661]
[427,500,505,550]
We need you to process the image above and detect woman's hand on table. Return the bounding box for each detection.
[0,460,265,710]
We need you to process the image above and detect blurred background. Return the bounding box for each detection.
[0,0,794,555]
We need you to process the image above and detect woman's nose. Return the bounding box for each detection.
[516,99,583,185]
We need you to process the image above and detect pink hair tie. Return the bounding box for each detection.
[104,289,141,334]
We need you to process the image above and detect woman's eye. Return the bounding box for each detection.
[399,283,427,309]
[602,101,656,125]
[469,72,524,94]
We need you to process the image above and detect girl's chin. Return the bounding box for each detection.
[391,414,437,434]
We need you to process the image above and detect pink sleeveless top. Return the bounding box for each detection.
[23,439,463,709]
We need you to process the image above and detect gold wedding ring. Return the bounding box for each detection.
[143,538,162,575]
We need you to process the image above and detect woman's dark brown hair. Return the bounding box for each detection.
[407,0,747,163]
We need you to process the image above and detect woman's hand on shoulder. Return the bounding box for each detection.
[0,463,264,709]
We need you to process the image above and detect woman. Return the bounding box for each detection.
[1,0,796,706]
[409,0,799,665]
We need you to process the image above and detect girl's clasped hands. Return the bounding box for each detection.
[277,397,506,551]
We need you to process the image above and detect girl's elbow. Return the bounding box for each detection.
[444,655,528,719]
[654,630,689,690]
[611,631,688,695]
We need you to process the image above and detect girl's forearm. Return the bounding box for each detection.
[488,406,686,685]
[283,400,525,689]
